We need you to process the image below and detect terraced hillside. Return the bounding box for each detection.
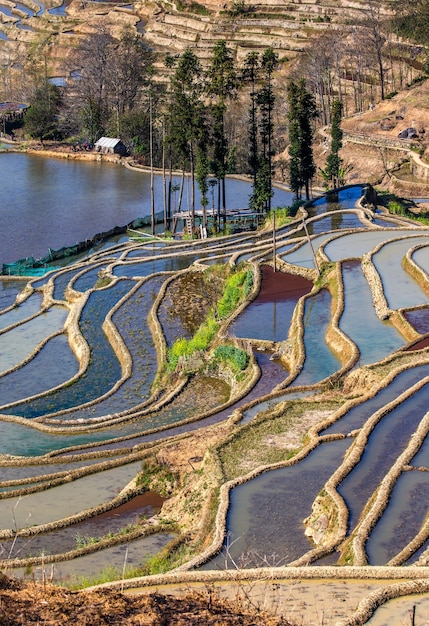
[0,184,429,624]
[0,0,397,88]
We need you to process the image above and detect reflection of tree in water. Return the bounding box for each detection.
[329,203,344,231]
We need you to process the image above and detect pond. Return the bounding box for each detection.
[0,153,294,265]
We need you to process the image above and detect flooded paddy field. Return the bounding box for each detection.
[0,181,429,623]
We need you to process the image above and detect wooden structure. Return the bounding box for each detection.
[94,137,128,155]
[172,209,264,236]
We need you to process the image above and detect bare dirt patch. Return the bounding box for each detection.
[0,574,294,625]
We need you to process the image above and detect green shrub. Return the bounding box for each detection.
[214,344,249,372]
[167,316,219,370]
[168,337,191,370]
[388,199,408,216]
[243,269,253,296]
[289,199,305,216]
[217,285,241,319]
[217,269,249,319]
[188,315,218,352]
[189,1,210,14]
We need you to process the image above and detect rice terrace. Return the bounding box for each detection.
[2,0,429,616]
[0,178,429,624]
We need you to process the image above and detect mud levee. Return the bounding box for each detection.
[351,408,429,566]
[403,241,429,297]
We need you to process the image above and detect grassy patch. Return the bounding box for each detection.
[67,564,144,589]
[264,206,295,229]
[377,190,429,225]
[314,261,336,289]
[217,268,253,319]
[139,536,194,575]
[218,400,340,481]
[136,460,178,497]
[94,270,112,289]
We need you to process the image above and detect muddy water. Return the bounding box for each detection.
[1,492,165,560]
[0,461,143,530]
[404,308,429,334]
[229,265,313,342]
[366,594,429,626]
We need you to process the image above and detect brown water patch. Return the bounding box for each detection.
[404,336,429,351]
[404,308,429,335]
[256,265,313,304]
[1,493,166,561]
[95,492,165,521]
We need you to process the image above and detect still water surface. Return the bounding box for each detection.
[0,153,294,265]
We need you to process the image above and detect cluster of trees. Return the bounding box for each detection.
[23,32,281,232]
[291,0,429,124]
[10,0,429,231]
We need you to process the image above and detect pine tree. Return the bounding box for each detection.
[206,41,237,230]
[256,47,278,213]
[167,49,206,232]
[287,78,318,200]
[241,51,260,188]
[325,98,343,186]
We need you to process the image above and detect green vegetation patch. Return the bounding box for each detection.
[217,268,253,319]
[167,315,218,372]
[213,344,249,373]
[68,564,144,589]
[264,206,296,229]
[166,264,253,373]
[139,535,193,575]
[378,190,429,225]
[218,400,340,481]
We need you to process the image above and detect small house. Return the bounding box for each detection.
[94,137,128,155]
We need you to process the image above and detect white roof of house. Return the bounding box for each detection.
[95,137,122,148]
